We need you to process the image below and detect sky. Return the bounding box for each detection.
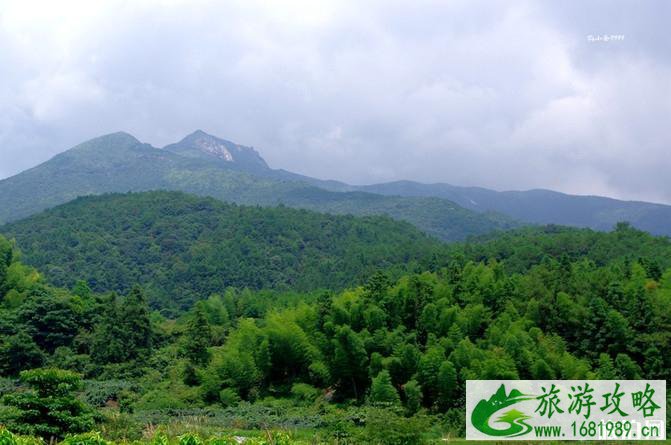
[1,0,670,203]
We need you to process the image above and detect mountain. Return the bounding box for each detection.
[163,130,269,173]
[0,191,449,313]
[5,129,668,238]
[0,132,516,241]
[356,181,671,237]
[0,132,188,223]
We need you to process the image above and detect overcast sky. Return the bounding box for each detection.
[1,0,669,203]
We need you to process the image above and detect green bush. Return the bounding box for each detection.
[178,433,203,445]
[82,380,135,407]
[363,408,428,445]
[134,389,188,411]
[2,369,95,440]
[218,389,240,408]
[368,371,400,407]
[403,380,422,415]
[151,432,169,445]
[0,428,17,445]
[60,432,108,445]
[96,411,143,442]
[290,383,320,405]
[0,428,44,445]
[441,408,465,438]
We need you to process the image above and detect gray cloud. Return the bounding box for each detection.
[1,0,669,203]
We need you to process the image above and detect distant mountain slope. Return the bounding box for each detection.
[6,129,667,238]
[357,181,671,236]
[274,188,516,241]
[0,191,448,312]
[461,223,671,274]
[0,132,515,241]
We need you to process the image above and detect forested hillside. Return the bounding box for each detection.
[1,191,447,312]
[463,223,671,274]
[0,224,670,442]
[0,132,516,241]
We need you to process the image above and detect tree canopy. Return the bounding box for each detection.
[1,219,670,441]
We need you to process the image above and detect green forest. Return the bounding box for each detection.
[1,0,668,442]
[0,191,449,314]
[1,209,670,444]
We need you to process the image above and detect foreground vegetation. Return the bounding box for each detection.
[1,220,671,443]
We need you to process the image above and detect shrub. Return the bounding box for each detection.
[218,389,240,408]
[178,433,203,445]
[0,428,17,445]
[368,371,400,407]
[2,369,95,440]
[363,408,428,445]
[96,411,143,442]
[60,432,108,445]
[290,383,320,405]
[0,429,44,445]
[441,408,465,438]
[151,432,169,445]
[82,380,135,407]
[403,380,422,415]
[134,389,188,411]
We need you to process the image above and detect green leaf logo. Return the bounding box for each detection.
[471,384,536,437]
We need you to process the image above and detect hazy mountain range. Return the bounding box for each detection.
[1,130,669,239]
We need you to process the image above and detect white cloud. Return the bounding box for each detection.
[0,0,669,203]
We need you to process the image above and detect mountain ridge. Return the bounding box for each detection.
[1,129,669,237]
[0,131,516,241]
[356,180,671,235]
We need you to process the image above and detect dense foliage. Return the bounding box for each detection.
[2,369,96,440]
[464,223,671,274]
[1,191,447,313]
[1,220,670,442]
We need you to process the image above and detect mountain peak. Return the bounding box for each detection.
[164,131,269,171]
[180,130,236,161]
[88,131,141,145]
[187,129,210,138]
[64,131,144,157]
[110,130,139,140]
